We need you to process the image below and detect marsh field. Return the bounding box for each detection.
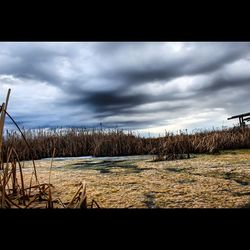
[17,149,250,208]
[1,119,250,208]
[1,89,250,208]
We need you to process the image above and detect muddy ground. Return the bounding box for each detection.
[19,150,250,208]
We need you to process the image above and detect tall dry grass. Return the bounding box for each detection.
[2,128,148,161]
[2,125,250,162]
[149,127,250,160]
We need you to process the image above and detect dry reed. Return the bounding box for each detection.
[2,126,250,162]
[0,89,98,209]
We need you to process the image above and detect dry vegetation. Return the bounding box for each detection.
[18,150,250,208]
[2,126,250,162]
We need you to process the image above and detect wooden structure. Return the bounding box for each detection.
[227,112,250,127]
[0,89,11,157]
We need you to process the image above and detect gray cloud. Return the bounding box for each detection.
[91,42,250,85]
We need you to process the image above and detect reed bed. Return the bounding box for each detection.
[150,127,250,160]
[2,128,148,161]
[2,126,250,162]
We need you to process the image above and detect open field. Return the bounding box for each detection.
[18,149,250,208]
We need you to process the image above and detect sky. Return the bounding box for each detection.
[0,42,250,136]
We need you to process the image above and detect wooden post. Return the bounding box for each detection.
[5,89,11,112]
[0,89,11,159]
[0,103,6,157]
[239,116,244,127]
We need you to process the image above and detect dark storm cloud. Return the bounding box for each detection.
[60,87,189,119]
[201,74,250,93]
[1,42,250,131]
[92,42,250,85]
[71,91,150,111]
[93,103,186,120]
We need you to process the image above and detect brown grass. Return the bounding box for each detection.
[2,126,250,162]
[17,150,250,208]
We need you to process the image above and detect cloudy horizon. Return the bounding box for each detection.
[0,42,250,136]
